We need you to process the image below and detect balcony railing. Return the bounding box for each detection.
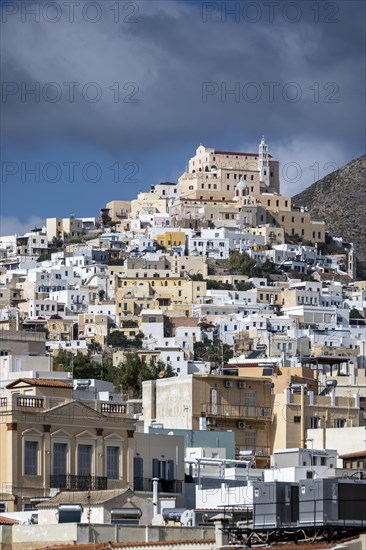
[237,446,271,458]
[1,395,141,417]
[133,478,182,494]
[17,396,44,408]
[201,403,272,419]
[100,402,127,414]
[50,474,107,491]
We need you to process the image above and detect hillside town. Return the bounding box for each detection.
[1,138,366,548]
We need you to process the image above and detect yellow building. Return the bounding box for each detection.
[154,231,186,250]
[115,276,206,318]
[0,378,136,512]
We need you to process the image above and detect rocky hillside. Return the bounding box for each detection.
[293,155,366,269]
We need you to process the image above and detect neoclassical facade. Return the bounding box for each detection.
[0,378,136,512]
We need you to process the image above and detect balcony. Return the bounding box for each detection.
[100,402,127,414]
[17,396,44,408]
[0,395,141,419]
[50,474,107,491]
[133,478,182,494]
[201,403,272,420]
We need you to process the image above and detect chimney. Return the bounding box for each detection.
[152,478,159,518]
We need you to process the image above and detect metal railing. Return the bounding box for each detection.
[133,478,182,493]
[50,474,107,491]
[237,446,271,458]
[202,403,272,419]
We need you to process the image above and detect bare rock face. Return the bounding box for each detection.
[293,155,366,267]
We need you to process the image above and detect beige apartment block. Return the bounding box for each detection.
[131,191,168,218]
[105,200,131,222]
[280,287,321,308]
[46,217,83,242]
[170,197,238,223]
[270,209,325,243]
[224,364,318,396]
[272,388,363,452]
[0,378,136,512]
[46,318,75,342]
[78,313,109,345]
[142,374,273,467]
[317,367,366,398]
[247,225,285,246]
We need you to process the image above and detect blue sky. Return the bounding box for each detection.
[1,0,365,235]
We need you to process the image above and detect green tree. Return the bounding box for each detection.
[117,354,174,397]
[225,251,257,277]
[51,236,63,249]
[107,331,129,347]
[55,351,102,379]
[37,252,51,262]
[350,308,364,319]
[206,280,234,290]
[107,330,143,348]
[190,273,204,281]
[53,349,73,371]
[235,281,254,291]
[194,339,233,367]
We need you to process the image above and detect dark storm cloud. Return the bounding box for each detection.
[1,0,365,178]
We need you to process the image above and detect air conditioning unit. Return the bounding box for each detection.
[206,418,217,427]
[224,380,233,388]
[237,421,246,429]
[238,381,246,389]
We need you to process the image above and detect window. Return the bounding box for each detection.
[310,416,320,429]
[335,418,346,428]
[78,444,92,476]
[244,430,256,447]
[294,416,301,424]
[244,391,256,406]
[107,447,119,479]
[53,443,67,476]
[24,441,38,475]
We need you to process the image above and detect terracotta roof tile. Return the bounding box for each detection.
[339,450,366,459]
[6,378,72,389]
[0,516,19,525]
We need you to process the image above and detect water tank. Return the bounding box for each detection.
[162,508,185,523]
